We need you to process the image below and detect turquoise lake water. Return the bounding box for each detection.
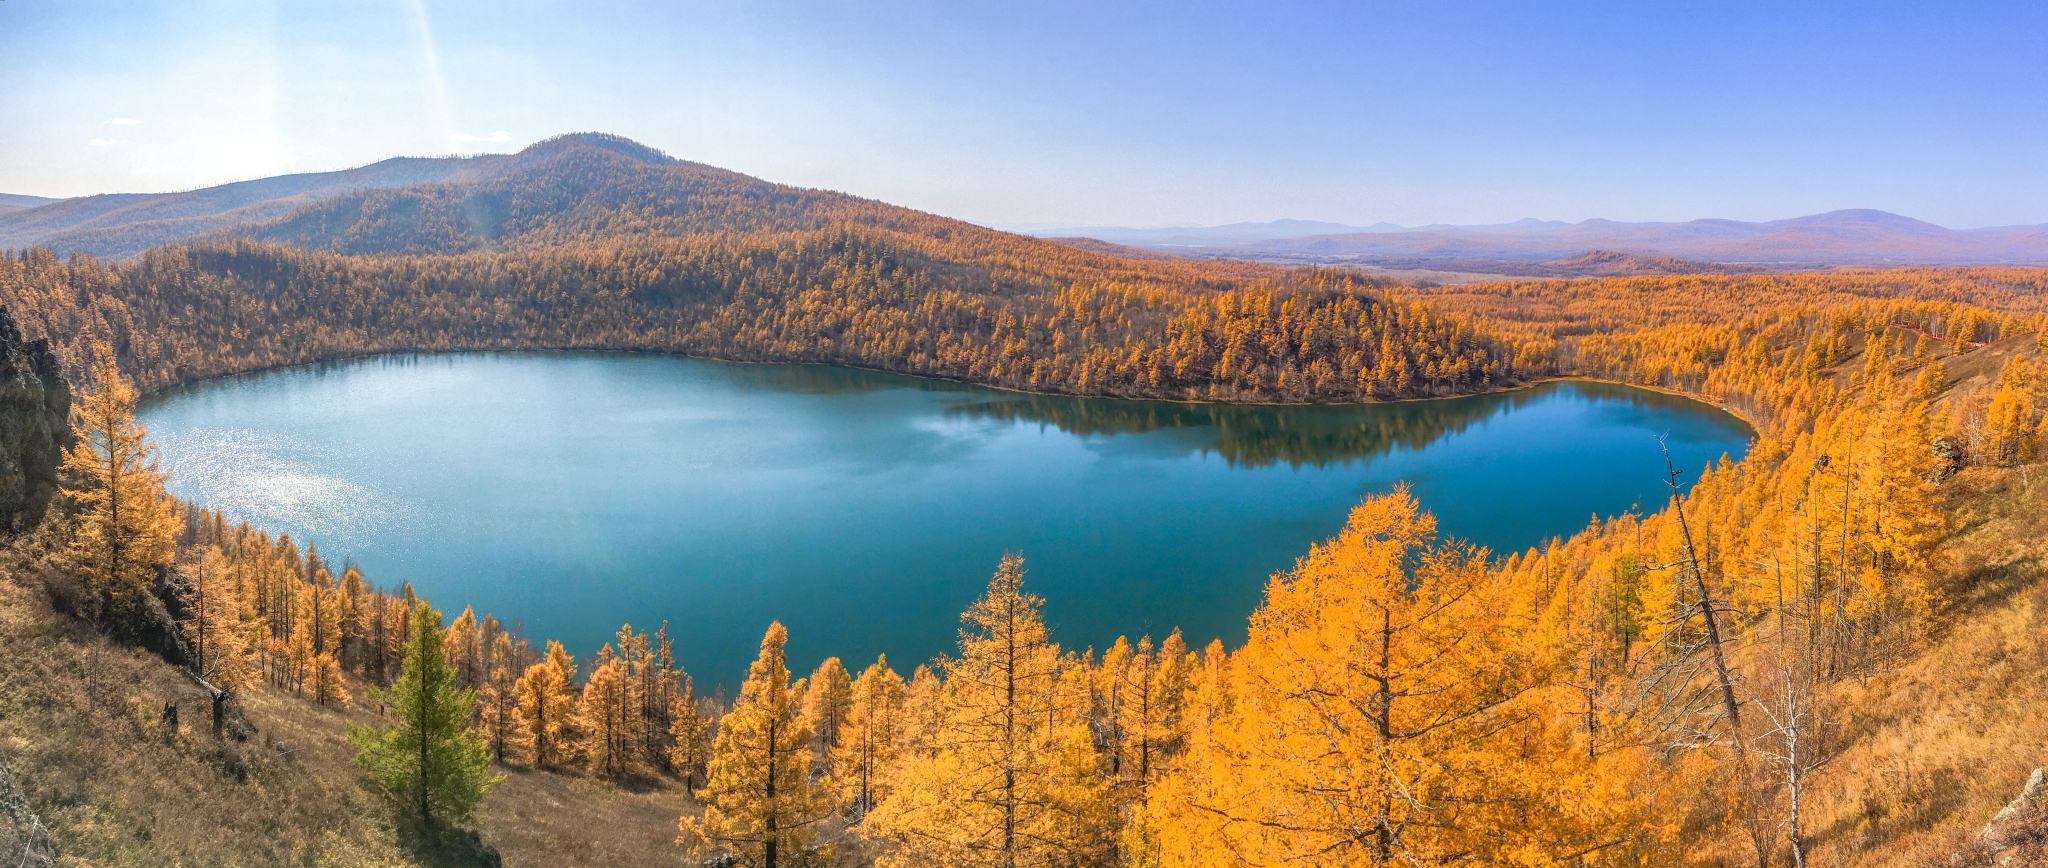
[138,353,1753,688]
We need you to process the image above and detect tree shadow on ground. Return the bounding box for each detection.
[397,819,502,868]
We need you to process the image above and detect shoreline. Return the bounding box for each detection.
[133,345,1762,435]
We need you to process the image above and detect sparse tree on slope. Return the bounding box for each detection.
[178,544,255,692]
[1984,356,2041,466]
[60,350,178,617]
[580,647,635,780]
[348,600,502,826]
[643,622,684,769]
[297,573,349,706]
[444,606,481,692]
[479,630,520,762]
[668,680,710,792]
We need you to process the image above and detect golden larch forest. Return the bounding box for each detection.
[7,223,2048,868]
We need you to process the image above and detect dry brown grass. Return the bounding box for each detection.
[0,548,700,867]
[0,550,414,867]
[1776,463,2048,867]
[241,682,700,868]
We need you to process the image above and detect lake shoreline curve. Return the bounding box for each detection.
[135,345,1762,435]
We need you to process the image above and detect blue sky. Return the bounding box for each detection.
[4,1,2044,228]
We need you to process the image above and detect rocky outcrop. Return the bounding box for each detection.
[1981,768,2047,849]
[0,305,70,532]
[1955,767,2048,866]
[104,565,197,670]
[1932,435,1966,485]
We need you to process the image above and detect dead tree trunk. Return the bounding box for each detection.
[1664,444,1742,732]
[184,669,232,740]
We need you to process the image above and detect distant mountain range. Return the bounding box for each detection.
[1025,211,2048,265]
[6,140,2044,268]
[1021,217,1561,246]
[0,194,63,214]
[1021,219,1408,246]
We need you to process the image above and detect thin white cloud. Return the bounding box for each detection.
[88,138,118,147]
[450,130,512,143]
[106,117,143,125]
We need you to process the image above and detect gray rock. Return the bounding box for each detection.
[1980,767,2047,852]
[0,304,70,533]
[102,565,196,669]
[1932,436,1966,484]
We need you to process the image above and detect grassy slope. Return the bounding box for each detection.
[0,548,413,867]
[239,683,698,868]
[1802,461,2048,866]
[0,546,696,868]
[1670,337,2048,866]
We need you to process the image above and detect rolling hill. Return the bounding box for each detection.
[0,133,1101,260]
[0,136,692,258]
[0,194,62,215]
[1036,210,2048,266]
[0,158,506,258]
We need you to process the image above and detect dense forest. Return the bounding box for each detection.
[0,238,1523,405]
[17,254,2048,866]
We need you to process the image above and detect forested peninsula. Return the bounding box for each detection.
[4,135,2048,868]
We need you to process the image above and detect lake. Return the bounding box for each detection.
[139,353,1754,688]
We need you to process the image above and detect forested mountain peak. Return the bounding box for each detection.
[516,132,678,166]
[221,135,964,256]
[0,132,1035,260]
[0,134,742,259]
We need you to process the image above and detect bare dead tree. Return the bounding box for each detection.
[1660,440,1743,734]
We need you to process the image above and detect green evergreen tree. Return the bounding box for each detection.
[348,600,503,826]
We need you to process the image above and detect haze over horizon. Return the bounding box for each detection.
[4,1,2045,230]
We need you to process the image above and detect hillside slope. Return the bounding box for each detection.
[1800,460,2048,866]
[3,133,1141,263]
[0,135,745,257]
[8,135,1509,408]
[0,538,697,868]
[0,195,63,215]
[0,156,528,259]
